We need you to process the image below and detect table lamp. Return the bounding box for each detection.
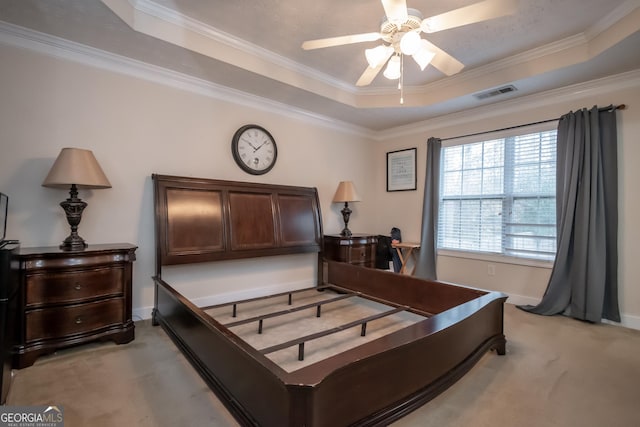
[42,148,111,251]
[332,181,361,237]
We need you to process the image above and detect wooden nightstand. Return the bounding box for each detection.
[13,243,137,368]
[323,234,377,268]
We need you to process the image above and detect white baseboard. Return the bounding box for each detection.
[504,293,640,331]
[133,287,640,331]
[132,307,154,321]
[503,293,541,307]
[603,314,640,331]
[132,280,313,321]
[189,280,313,308]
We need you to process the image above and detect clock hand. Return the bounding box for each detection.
[241,137,258,150]
[254,141,269,152]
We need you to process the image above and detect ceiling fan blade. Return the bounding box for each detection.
[419,40,464,76]
[302,33,381,50]
[356,49,393,86]
[421,0,517,33]
[356,65,383,87]
[381,0,408,26]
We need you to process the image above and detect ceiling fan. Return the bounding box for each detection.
[302,0,517,90]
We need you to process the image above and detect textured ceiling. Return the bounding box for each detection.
[1,0,639,131]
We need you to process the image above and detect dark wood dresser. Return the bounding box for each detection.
[323,234,377,268]
[14,243,137,368]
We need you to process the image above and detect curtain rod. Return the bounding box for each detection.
[440,104,626,142]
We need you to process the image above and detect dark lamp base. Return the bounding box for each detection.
[58,183,89,251]
[60,235,88,251]
[340,202,353,238]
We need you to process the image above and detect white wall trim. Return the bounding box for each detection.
[132,306,154,322]
[604,314,640,331]
[109,0,639,109]
[132,289,640,332]
[504,300,640,331]
[1,19,637,141]
[504,295,541,307]
[586,0,640,39]
[377,68,640,140]
[132,279,313,321]
[0,21,374,139]
[438,250,554,269]
[129,0,355,94]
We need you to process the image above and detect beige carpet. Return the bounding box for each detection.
[204,289,426,372]
[7,304,640,427]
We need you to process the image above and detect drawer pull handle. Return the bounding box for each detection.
[75,317,83,324]
[74,283,82,290]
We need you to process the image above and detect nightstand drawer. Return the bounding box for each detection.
[348,245,371,262]
[25,267,124,307]
[25,298,124,342]
[323,234,377,268]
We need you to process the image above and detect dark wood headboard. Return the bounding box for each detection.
[152,174,323,276]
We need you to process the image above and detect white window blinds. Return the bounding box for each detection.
[438,129,557,261]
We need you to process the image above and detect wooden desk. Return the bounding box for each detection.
[391,242,420,275]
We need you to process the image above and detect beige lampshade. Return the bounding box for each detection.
[332,181,361,203]
[42,148,111,189]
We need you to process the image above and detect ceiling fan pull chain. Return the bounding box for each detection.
[399,53,404,104]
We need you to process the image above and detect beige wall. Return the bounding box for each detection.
[1,38,639,328]
[0,43,377,317]
[374,75,640,328]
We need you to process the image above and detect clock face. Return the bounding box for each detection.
[231,125,278,175]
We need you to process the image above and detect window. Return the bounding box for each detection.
[438,128,557,261]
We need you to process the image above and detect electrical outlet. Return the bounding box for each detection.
[487,264,495,276]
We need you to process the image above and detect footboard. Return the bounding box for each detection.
[299,264,507,425]
[309,305,506,426]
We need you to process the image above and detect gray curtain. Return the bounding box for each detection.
[519,106,620,323]
[414,137,441,280]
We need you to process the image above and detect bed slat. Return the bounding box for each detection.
[223,293,355,329]
[260,306,409,360]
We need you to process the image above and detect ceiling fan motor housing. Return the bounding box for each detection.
[380,8,424,47]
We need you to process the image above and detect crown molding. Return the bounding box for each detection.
[0,21,374,139]
[101,0,640,110]
[586,0,640,39]
[130,0,356,94]
[373,6,636,102]
[1,15,637,142]
[100,0,358,105]
[376,68,640,140]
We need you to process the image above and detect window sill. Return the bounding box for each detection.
[437,249,554,269]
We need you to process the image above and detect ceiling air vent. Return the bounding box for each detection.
[473,85,518,100]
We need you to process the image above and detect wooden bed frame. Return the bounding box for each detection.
[151,174,507,427]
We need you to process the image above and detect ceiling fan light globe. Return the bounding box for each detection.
[413,41,436,70]
[383,55,401,80]
[399,31,421,55]
[365,45,392,68]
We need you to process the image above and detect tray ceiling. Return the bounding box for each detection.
[1,0,639,131]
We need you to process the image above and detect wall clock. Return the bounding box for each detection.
[231,124,278,175]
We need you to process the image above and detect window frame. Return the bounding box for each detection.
[437,121,558,268]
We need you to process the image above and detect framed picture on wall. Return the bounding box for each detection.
[387,148,417,192]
